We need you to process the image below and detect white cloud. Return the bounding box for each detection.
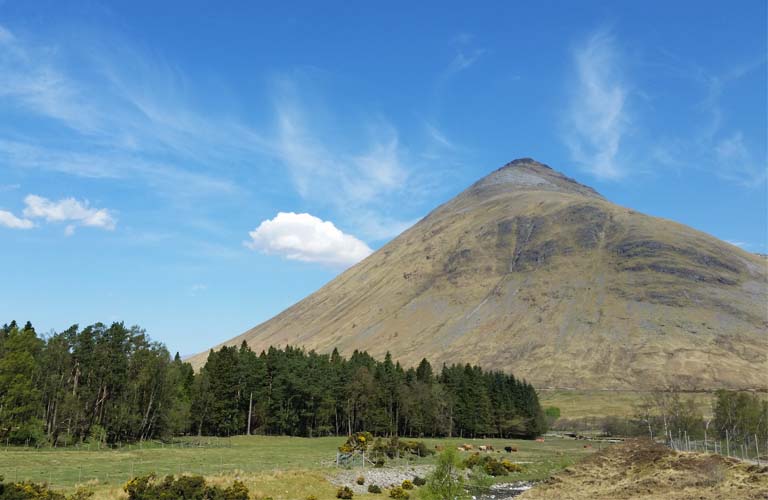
[246,212,372,268]
[0,209,34,229]
[565,30,629,180]
[23,194,116,230]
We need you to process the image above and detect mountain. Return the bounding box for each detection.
[190,159,768,390]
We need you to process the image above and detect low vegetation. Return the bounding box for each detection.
[0,434,594,498]
[123,474,249,500]
[519,438,768,499]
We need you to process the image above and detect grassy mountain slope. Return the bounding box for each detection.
[190,159,767,390]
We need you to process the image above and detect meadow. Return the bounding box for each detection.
[0,435,597,499]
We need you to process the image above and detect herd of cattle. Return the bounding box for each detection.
[432,444,521,453]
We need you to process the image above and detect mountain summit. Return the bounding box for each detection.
[466,158,604,200]
[191,159,767,390]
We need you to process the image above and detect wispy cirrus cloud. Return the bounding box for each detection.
[424,122,454,150]
[0,24,260,198]
[0,22,431,259]
[0,139,238,197]
[447,48,486,74]
[715,132,767,188]
[446,32,486,75]
[651,57,767,188]
[269,84,415,239]
[565,29,629,180]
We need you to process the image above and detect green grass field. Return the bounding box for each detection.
[0,435,597,499]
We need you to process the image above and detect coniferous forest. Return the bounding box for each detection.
[0,320,547,446]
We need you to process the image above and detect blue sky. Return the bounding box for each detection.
[1,1,765,356]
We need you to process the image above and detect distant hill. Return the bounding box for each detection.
[190,159,768,390]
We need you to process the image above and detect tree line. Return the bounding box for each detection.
[0,320,546,446]
[581,388,768,449]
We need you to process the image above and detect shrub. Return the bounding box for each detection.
[306,496,319,500]
[123,474,250,500]
[374,458,385,468]
[338,432,373,453]
[401,479,413,490]
[220,480,250,500]
[462,454,509,476]
[68,488,95,500]
[412,476,426,486]
[356,476,365,485]
[0,476,67,500]
[483,458,508,476]
[401,440,434,457]
[501,460,523,473]
[367,484,382,494]
[421,449,469,500]
[370,436,434,460]
[388,486,409,499]
[336,486,354,499]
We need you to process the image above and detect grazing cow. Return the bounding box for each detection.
[462,444,473,450]
[478,445,487,452]
[486,445,494,451]
[535,438,545,443]
[457,447,464,452]
[504,446,513,453]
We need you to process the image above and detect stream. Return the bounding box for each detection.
[474,482,535,499]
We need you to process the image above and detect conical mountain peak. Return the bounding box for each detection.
[468,157,604,200]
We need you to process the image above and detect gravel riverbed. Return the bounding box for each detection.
[330,465,433,493]
[331,466,534,498]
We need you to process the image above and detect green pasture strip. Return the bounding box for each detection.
[0,435,596,492]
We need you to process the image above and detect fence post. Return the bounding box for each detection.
[755,435,760,466]
[726,430,730,457]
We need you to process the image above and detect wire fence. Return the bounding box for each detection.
[666,430,766,465]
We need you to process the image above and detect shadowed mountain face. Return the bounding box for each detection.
[191,159,768,390]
